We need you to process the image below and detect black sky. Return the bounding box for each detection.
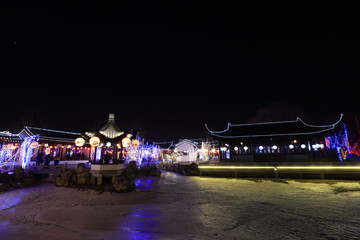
[0,2,359,142]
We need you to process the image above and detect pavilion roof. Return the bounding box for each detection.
[98,113,124,139]
[206,114,344,140]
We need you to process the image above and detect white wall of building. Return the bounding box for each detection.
[174,140,197,162]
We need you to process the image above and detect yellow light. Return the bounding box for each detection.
[198,166,274,169]
[75,137,85,147]
[132,139,140,148]
[277,166,360,170]
[89,136,100,147]
[198,165,360,170]
[122,137,131,147]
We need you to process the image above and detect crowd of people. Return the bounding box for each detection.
[35,153,60,166]
[34,151,114,166]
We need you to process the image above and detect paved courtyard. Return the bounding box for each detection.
[1,171,360,239]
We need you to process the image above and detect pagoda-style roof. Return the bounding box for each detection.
[99,113,124,139]
[19,126,83,143]
[206,114,344,140]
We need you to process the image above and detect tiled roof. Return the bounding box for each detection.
[0,131,22,142]
[20,126,83,142]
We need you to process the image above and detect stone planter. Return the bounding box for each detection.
[90,163,124,185]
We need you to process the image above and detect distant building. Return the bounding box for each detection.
[206,114,347,162]
[174,138,218,163]
[153,141,174,163]
[174,139,198,162]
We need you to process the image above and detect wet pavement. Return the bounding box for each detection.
[1,170,360,239]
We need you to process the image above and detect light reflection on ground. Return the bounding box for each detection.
[117,205,160,240]
[135,178,154,191]
[0,190,25,210]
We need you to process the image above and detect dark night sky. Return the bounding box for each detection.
[0,2,359,143]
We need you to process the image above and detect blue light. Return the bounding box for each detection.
[325,123,349,162]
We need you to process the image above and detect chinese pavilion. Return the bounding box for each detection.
[82,113,138,164]
[205,114,346,162]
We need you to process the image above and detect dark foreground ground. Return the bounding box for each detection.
[1,170,360,240]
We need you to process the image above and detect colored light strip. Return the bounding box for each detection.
[198,165,360,170]
[277,166,360,170]
[198,166,274,169]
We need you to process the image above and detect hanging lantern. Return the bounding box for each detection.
[45,148,50,155]
[122,137,131,147]
[75,137,85,147]
[30,141,39,148]
[132,139,140,148]
[89,136,100,146]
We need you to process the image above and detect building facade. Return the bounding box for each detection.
[206,114,347,162]
[19,126,91,161]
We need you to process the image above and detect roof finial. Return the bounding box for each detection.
[109,113,115,120]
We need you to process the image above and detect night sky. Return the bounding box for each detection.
[1,2,359,143]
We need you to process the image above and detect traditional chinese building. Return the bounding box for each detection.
[0,131,22,145]
[205,114,346,162]
[0,131,23,167]
[18,126,91,161]
[82,113,138,164]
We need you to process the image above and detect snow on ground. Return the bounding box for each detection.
[1,171,360,240]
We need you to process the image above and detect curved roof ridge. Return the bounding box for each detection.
[297,113,343,128]
[206,114,344,139]
[209,127,338,139]
[205,123,230,134]
[24,126,34,135]
[27,126,81,135]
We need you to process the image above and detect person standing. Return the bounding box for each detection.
[104,151,112,164]
[44,153,53,165]
[35,153,44,166]
[54,155,60,165]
